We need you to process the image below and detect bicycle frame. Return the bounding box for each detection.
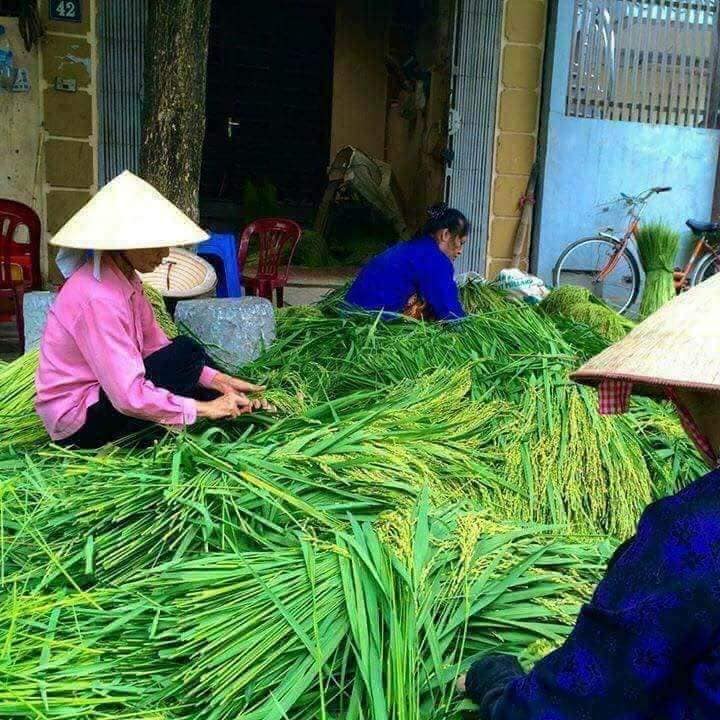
[595,191,653,282]
[675,234,720,289]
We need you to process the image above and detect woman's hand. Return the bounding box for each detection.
[196,392,276,421]
[246,396,276,413]
[211,372,265,396]
[196,392,253,420]
[209,373,276,415]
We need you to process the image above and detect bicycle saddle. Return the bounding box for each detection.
[686,219,720,235]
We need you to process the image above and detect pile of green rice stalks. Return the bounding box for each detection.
[0,493,612,720]
[540,285,635,342]
[0,278,703,719]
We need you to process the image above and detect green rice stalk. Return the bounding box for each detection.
[635,221,680,318]
[540,285,634,343]
[142,283,179,338]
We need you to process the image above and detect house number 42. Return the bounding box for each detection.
[50,0,82,23]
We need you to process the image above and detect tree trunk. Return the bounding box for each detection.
[140,0,211,222]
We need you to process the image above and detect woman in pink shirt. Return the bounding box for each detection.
[36,171,269,448]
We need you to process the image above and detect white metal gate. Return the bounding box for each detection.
[446,0,504,274]
[566,0,720,128]
[97,0,148,186]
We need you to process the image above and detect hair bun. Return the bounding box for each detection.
[427,202,448,221]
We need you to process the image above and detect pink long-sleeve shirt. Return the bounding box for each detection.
[36,257,217,441]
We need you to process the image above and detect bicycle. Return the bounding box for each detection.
[553,186,720,315]
[552,187,669,315]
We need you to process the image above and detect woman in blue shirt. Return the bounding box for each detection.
[345,203,469,321]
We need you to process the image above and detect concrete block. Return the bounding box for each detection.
[44,89,93,138]
[46,190,91,233]
[496,133,536,174]
[505,0,546,44]
[499,88,539,133]
[24,291,57,351]
[45,139,94,188]
[174,297,276,370]
[492,174,529,217]
[502,45,542,89]
[42,35,91,88]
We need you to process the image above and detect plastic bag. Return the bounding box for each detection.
[495,268,549,305]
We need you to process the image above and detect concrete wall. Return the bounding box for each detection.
[385,0,453,233]
[329,0,390,161]
[534,0,720,283]
[329,0,450,235]
[0,17,42,210]
[485,0,548,279]
[0,1,98,285]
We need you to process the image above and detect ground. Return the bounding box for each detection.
[284,265,357,305]
[0,324,21,362]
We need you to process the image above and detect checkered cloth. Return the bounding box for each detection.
[597,379,632,415]
[598,380,717,467]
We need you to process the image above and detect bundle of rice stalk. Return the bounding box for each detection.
[540,285,634,343]
[494,370,653,538]
[0,586,172,718]
[460,279,514,314]
[3,369,511,587]
[148,540,348,720]
[347,500,610,718]
[635,220,680,318]
[623,397,707,499]
[137,495,611,720]
[0,349,46,450]
[142,282,179,338]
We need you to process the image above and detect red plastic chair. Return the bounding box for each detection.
[0,200,42,353]
[238,219,302,307]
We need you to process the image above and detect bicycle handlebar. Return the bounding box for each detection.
[630,186,673,204]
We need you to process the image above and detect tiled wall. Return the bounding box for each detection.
[39,0,97,283]
[486,0,548,278]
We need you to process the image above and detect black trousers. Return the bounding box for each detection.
[61,337,219,449]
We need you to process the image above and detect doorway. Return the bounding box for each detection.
[200,0,336,231]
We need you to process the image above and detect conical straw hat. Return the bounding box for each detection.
[50,170,209,250]
[137,247,217,298]
[572,273,720,396]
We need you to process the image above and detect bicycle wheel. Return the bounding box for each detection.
[690,252,720,287]
[553,236,641,315]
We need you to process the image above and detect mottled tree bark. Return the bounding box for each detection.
[140,0,211,222]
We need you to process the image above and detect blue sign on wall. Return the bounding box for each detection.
[49,0,82,23]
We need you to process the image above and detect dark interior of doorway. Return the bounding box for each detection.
[200,0,336,234]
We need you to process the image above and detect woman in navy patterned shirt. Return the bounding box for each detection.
[459,284,720,718]
[345,203,469,321]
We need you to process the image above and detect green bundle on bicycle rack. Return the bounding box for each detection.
[635,221,680,319]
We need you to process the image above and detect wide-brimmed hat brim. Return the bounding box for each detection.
[50,171,209,250]
[137,248,217,298]
[571,272,720,396]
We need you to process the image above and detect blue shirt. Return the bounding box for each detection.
[475,469,720,720]
[345,236,465,320]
